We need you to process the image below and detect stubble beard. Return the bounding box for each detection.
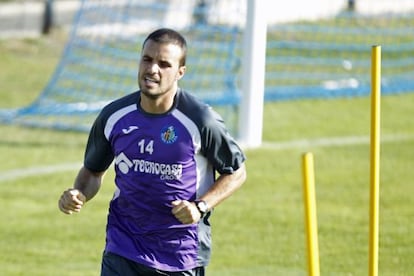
[140,88,163,100]
[139,78,176,101]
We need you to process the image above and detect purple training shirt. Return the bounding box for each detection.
[83,89,245,272]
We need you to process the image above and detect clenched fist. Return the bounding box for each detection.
[58,189,86,215]
[171,200,201,224]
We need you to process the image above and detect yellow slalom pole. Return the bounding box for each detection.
[302,152,320,276]
[369,45,381,276]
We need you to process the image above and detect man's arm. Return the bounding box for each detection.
[198,162,246,210]
[58,166,105,215]
[172,163,246,224]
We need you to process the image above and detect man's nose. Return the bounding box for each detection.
[148,63,159,73]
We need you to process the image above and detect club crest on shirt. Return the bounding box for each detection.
[160,125,178,144]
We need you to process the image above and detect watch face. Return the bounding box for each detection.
[197,201,208,213]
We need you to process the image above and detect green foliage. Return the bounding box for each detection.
[1,32,414,276]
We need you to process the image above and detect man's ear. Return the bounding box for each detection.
[177,65,186,80]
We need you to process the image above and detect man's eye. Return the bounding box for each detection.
[159,62,171,68]
[142,56,152,62]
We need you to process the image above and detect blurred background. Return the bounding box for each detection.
[1,0,413,137]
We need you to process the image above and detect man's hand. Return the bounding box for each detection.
[58,189,86,215]
[171,200,201,224]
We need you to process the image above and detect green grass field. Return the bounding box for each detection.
[1,32,414,276]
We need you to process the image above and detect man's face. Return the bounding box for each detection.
[138,40,186,99]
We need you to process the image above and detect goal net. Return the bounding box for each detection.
[1,0,414,139]
[1,0,244,133]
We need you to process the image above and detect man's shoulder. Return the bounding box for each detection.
[99,91,140,118]
[105,91,140,109]
[176,89,223,129]
[176,89,210,114]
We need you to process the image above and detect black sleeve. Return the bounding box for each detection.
[83,113,114,172]
[201,108,246,174]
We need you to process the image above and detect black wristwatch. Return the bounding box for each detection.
[194,200,209,218]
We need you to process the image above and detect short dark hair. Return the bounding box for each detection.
[142,28,187,66]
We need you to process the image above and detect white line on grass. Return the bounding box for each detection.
[1,134,413,182]
[261,133,414,150]
[0,162,82,183]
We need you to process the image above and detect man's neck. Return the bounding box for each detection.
[140,89,177,114]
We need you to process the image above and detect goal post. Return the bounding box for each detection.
[238,0,267,148]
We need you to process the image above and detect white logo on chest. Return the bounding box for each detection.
[122,126,139,134]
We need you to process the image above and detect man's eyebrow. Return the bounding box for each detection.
[159,59,172,64]
[141,54,174,67]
